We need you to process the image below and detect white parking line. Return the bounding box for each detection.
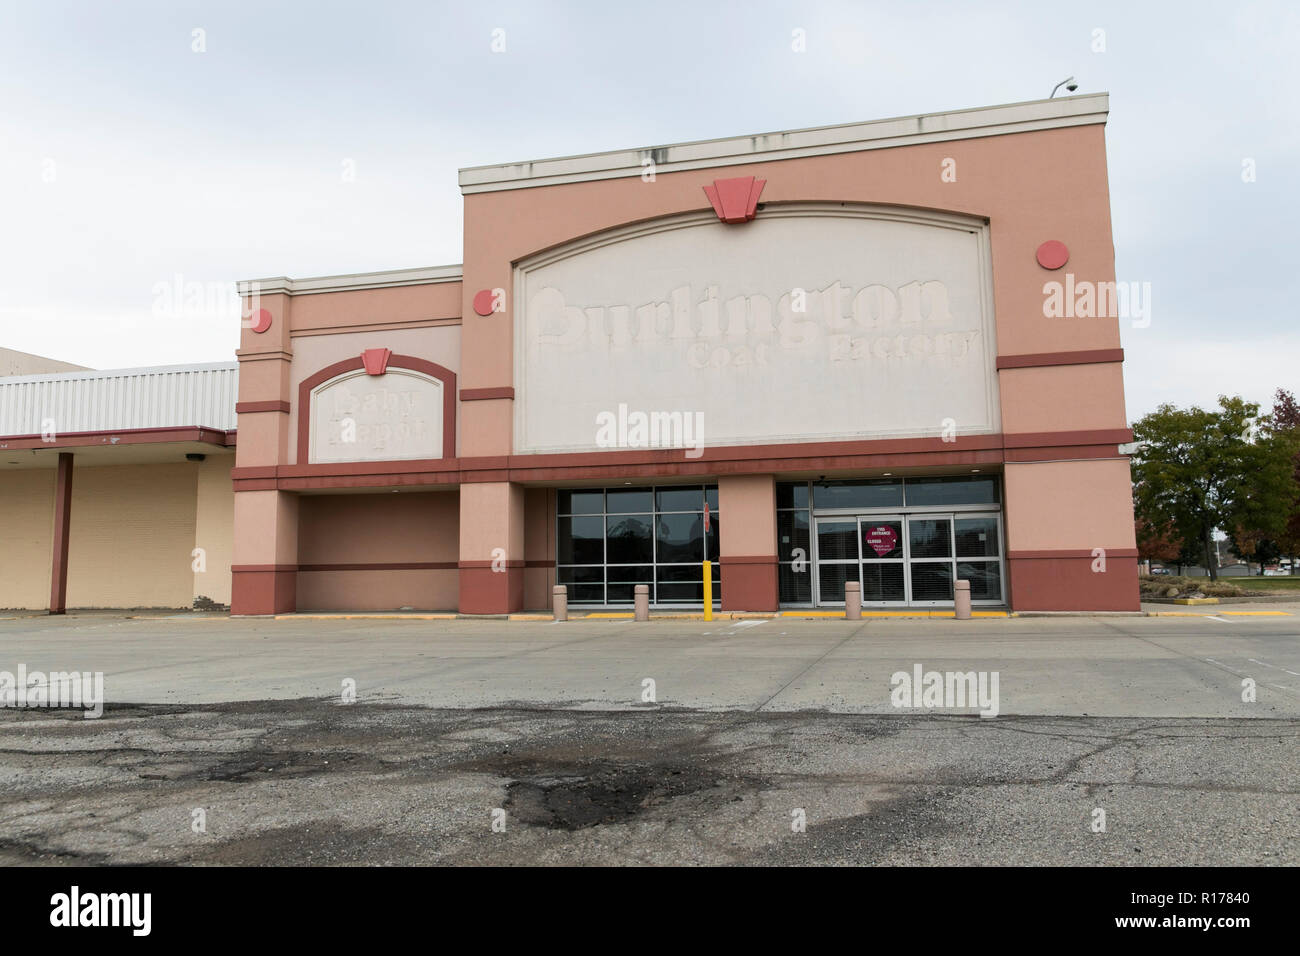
[1204,658,1250,676]
[1205,616,1232,624]
[1248,658,1300,677]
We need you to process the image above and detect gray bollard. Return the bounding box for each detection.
[954,579,971,620]
[844,580,862,620]
[634,584,650,622]
[552,584,568,622]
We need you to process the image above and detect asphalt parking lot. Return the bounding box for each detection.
[0,611,1297,716]
[1,612,1296,865]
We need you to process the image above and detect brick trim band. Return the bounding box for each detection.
[459,387,515,401]
[231,429,1135,491]
[297,562,458,572]
[1007,549,1139,559]
[996,348,1124,370]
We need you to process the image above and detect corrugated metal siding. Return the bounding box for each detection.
[0,363,238,435]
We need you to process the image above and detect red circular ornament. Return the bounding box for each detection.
[472,289,496,316]
[250,308,272,333]
[1035,240,1069,270]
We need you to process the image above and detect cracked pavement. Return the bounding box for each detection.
[0,613,1297,865]
[0,703,1295,865]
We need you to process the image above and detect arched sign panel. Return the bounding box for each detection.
[309,368,444,463]
[513,204,999,455]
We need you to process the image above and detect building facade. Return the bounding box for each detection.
[0,95,1139,614]
[229,94,1139,615]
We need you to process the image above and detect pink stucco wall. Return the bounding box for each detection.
[231,110,1137,613]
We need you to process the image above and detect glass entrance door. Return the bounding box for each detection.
[793,477,1005,608]
[814,517,858,605]
[858,517,906,603]
[906,515,954,605]
[814,515,906,605]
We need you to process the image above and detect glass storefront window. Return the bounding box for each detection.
[861,562,905,602]
[556,484,719,604]
[656,513,704,563]
[817,562,855,603]
[904,476,999,506]
[558,565,602,584]
[557,516,603,565]
[812,478,903,510]
[778,562,812,604]
[606,487,654,513]
[955,516,1000,557]
[606,514,653,563]
[777,482,812,604]
[957,561,1001,601]
[816,519,858,560]
[777,510,810,563]
[557,490,604,515]
[908,518,952,559]
[656,486,703,512]
[557,564,604,604]
[559,477,1004,608]
[776,482,810,509]
[607,564,655,603]
[910,562,954,602]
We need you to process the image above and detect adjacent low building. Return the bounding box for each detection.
[0,362,236,610]
[1,94,1140,614]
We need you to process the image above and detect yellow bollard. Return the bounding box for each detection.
[703,560,713,621]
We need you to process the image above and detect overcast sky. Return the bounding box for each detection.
[1,0,1295,422]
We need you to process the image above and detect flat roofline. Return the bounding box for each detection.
[237,264,464,297]
[0,426,236,451]
[459,93,1109,194]
[0,361,239,386]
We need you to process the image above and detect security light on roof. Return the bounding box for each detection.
[1051,76,1079,97]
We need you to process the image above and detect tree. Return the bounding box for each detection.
[1134,514,1183,565]
[1260,388,1300,561]
[1130,396,1300,581]
[1228,526,1281,574]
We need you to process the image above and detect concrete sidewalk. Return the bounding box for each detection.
[1,612,1297,717]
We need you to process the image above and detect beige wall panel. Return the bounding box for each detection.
[193,454,235,606]
[0,470,55,609]
[66,463,198,608]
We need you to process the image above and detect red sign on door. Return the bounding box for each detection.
[864,524,898,557]
[703,502,711,533]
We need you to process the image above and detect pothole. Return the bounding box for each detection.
[505,764,736,830]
